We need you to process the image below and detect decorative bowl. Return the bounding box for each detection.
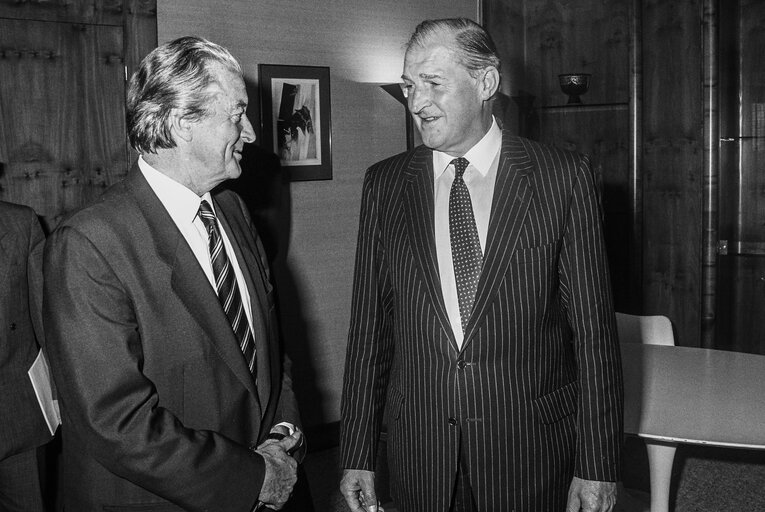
[558,73,591,104]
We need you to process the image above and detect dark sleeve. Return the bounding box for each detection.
[558,155,624,482]
[43,225,265,512]
[0,207,51,460]
[27,213,45,348]
[339,167,395,471]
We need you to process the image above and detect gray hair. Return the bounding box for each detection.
[406,18,501,77]
[127,36,243,154]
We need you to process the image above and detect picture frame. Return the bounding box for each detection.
[258,64,332,181]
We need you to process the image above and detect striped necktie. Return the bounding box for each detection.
[198,200,257,376]
[449,157,483,332]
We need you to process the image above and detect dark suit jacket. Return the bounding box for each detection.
[0,201,51,461]
[340,133,623,512]
[43,165,299,511]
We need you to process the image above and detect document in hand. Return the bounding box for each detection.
[28,349,61,435]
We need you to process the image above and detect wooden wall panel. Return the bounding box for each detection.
[523,0,631,106]
[125,0,158,78]
[732,0,765,244]
[0,0,156,230]
[484,0,524,133]
[0,0,124,25]
[641,0,703,346]
[715,255,765,354]
[713,0,765,354]
[0,19,126,229]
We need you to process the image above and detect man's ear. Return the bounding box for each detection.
[171,109,194,143]
[479,66,500,101]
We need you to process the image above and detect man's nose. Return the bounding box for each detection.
[241,114,256,143]
[408,86,430,113]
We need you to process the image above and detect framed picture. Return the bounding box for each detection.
[258,64,332,181]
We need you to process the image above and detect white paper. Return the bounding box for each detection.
[27,349,61,435]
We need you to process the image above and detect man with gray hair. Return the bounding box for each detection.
[44,36,304,511]
[340,18,622,512]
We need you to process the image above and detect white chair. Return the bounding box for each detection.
[616,312,676,512]
[616,313,674,347]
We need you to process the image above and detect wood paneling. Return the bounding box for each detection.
[641,0,703,346]
[523,0,631,106]
[0,0,124,25]
[714,0,765,354]
[484,0,524,133]
[715,255,765,354]
[0,19,126,229]
[0,0,157,230]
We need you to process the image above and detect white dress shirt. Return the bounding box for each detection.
[433,117,502,348]
[137,157,255,332]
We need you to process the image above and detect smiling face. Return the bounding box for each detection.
[402,39,495,157]
[186,64,256,193]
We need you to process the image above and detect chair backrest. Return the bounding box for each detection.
[615,312,675,346]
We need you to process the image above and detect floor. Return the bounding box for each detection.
[303,441,765,512]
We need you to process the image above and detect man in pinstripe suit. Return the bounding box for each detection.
[340,18,623,512]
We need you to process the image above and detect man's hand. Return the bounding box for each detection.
[340,469,379,512]
[255,435,300,510]
[566,476,617,512]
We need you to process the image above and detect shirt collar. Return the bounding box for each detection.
[433,116,502,179]
[138,156,214,224]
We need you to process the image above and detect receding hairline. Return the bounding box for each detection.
[402,42,463,82]
[404,25,495,75]
[405,26,460,56]
[202,63,249,106]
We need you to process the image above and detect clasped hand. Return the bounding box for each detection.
[255,432,302,510]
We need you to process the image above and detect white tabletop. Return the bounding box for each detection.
[621,343,765,449]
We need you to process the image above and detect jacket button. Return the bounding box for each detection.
[457,360,466,370]
[448,417,457,426]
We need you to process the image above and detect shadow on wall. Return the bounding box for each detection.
[223,142,330,434]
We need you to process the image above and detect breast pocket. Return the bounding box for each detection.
[513,241,559,264]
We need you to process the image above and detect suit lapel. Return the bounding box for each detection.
[403,146,457,347]
[462,134,534,348]
[125,167,262,409]
[213,196,272,408]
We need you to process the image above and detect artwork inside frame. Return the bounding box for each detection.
[258,64,332,181]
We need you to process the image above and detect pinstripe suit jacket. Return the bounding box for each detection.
[340,133,623,512]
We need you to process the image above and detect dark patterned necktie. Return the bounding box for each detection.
[449,157,483,332]
[198,200,257,376]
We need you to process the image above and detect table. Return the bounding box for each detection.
[621,343,765,512]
